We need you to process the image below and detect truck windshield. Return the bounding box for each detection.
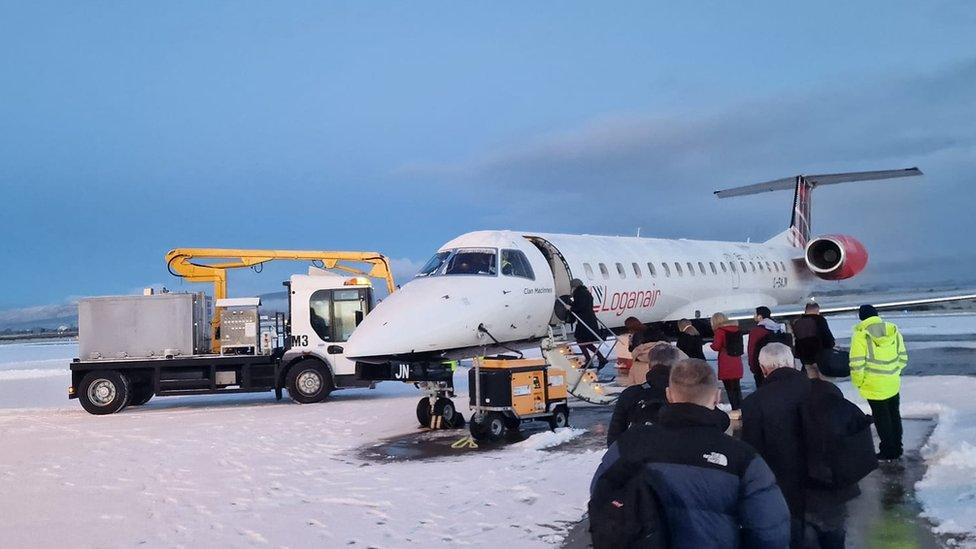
[415,248,498,277]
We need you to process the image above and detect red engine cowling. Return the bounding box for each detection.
[804,234,868,280]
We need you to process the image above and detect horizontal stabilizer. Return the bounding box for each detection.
[714,167,922,199]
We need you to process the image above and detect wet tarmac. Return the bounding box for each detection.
[357,404,614,462]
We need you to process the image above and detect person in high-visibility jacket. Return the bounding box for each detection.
[849,304,908,460]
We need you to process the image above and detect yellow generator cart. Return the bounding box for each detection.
[468,356,569,441]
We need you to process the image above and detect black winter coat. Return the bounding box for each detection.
[606,365,670,446]
[792,314,836,365]
[741,367,812,517]
[570,285,602,343]
[676,331,706,360]
[593,403,791,548]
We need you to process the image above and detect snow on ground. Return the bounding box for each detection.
[5,318,976,546]
[838,376,976,540]
[0,340,601,548]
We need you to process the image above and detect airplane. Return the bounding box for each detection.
[345,167,975,366]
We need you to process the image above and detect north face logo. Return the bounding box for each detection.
[703,452,729,467]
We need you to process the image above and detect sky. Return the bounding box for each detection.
[1,1,975,316]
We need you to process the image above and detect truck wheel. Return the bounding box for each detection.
[548,405,570,430]
[470,412,505,441]
[286,360,333,404]
[503,415,521,430]
[79,371,130,415]
[129,384,154,406]
[416,397,432,427]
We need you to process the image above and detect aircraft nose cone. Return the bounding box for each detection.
[345,279,483,360]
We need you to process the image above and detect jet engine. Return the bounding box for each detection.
[804,235,868,280]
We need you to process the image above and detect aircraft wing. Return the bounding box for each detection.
[725,292,976,322]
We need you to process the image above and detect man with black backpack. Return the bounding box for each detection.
[606,344,685,447]
[748,306,792,386]
[590,358,790,548]
[743,343,876,548]
[792,302,836,367]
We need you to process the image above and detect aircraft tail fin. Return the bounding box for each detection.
[714,168,923,248]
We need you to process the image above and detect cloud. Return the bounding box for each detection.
[402,60,976,192]
[394,60,976,265]
[389,257,425,283]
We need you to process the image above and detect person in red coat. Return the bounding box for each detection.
[710,312,744,416]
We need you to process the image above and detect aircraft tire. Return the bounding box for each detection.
[416,397,432,427]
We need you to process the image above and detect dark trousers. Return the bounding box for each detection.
[722,379,742,410]
[868,393,903,458]
[580,344,607,368]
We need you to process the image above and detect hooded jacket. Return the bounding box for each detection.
[606,363,670,446]
[849,316,907,400]
[747,318,785,374]
[592,403,791,548]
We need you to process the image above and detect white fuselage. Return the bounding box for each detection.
[345,230,812,362]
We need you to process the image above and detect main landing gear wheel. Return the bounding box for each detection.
[286,360,334,404]
[548,405,570,430]
[470,412,506,442]
[79,370,130,415]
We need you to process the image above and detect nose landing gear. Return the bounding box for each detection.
[416,381,465,429]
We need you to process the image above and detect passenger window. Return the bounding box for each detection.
[698,261,706,275]
[616,262,626,279]
[632,262,642,278]
[309,290,332,342]
[686,262,695,277]
[501,249,535,280]
[584,263,595,280]
[647,262,657,277]
[599,263,610,280]
[445,248,497,276]
[662,263,671,277]
[709,262,718,275]
[675,262,683,276]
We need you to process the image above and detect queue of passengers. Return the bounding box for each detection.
[589,302,908,549]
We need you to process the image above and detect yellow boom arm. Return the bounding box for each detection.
[164,248,397,350]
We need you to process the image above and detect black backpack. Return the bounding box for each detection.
[757,330,793,356]
[628,387,666,428]
[588,458,669,549]
[801,385,877,489]
[724,330,744,357]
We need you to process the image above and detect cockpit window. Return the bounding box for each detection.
[416,248,499,277]
[416,251,451,277]
[501,249,534,280]
[445,248,497,275]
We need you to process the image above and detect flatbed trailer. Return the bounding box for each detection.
[69,354,283,413]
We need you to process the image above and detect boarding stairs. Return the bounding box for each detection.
[543,298,620,405]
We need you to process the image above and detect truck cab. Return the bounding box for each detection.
[282,269,376,390]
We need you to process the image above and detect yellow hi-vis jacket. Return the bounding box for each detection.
[849,316,907,401]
